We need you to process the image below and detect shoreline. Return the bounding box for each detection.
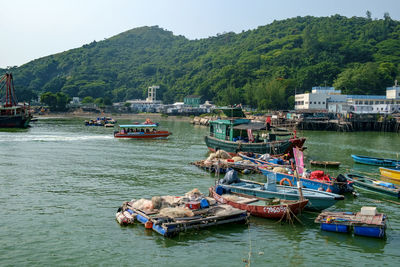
[34,112,193,121]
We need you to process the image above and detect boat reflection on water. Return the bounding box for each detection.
[318,230,387,253]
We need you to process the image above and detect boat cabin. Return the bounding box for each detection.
[117,124,158,134]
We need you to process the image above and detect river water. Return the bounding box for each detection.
[1,117,399,266]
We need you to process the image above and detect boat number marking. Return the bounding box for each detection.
[263,206,286,213]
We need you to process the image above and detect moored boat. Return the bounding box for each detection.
[114,123,171,139]
[379,167,400,181]
[115,189,249,237]
[0,73,31,128]
[204,107,306,155]
[210,186,308,219]
[315,207,387,238]
[258,165,353,194]
[217,170,344,211]
[351,155,400,167]
[344,173,400,198]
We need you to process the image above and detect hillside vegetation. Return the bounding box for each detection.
[3,14,400,110]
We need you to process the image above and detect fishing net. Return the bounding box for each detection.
[216,150,231,159]
[158,207,194,218]
[131,198,154,211]
[232,156,243,162]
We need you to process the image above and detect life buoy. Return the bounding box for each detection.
[279,178,293,186]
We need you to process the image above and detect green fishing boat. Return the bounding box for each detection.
[204,107,305,155]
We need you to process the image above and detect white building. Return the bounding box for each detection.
[126,85,163,112]
[295,83,400,114]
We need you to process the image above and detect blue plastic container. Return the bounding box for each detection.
[321,223,350,233]
[200,198,209,209]
[354,226,385,238]
[216,185,224,195]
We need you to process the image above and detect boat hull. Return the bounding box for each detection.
[219,181,344,211]
[380,167,400,181]
[0,115,30,128]
[114,131,171,139]
[205,135,305,156]
[210,187,308,219]
[351,155,399,167]
[258,166,344,194]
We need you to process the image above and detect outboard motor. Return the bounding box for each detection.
[335,174,354,193]
[219,169,240,185]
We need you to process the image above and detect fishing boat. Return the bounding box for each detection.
[344,174,400,198]
[379,167,400,181]
[114,123,171,139]
[310,160,341,168]
[210,186,308,219]
[217,170,344,211]
[0,73,31,128]
[351,155,400,167]
[315,207,387,238]
[204,107,306,155]
[115,189,249,237]
[258,166,353,194]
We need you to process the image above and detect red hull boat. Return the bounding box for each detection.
[210,186,308,219]
[114,123,171,139]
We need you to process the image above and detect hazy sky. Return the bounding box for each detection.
[1,0,399,68]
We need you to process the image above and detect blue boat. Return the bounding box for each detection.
[258,166,354,194]
[315,208,387,238]
[217,172,344,211]
[351,155,400,167]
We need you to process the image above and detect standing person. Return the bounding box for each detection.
[266,116,272,131]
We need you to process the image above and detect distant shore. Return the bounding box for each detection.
[34,112,193,121]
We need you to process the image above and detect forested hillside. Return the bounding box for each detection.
[3,14,400,110]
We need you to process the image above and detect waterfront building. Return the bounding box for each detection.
[295,82,400,114]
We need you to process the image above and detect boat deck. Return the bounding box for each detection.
[315,211,386,226]
[117,203,249,237]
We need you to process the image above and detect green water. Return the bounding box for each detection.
[1,118,399,266]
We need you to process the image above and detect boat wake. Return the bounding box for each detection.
[0,134,114,142]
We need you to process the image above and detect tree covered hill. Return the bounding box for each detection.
[3,14,400,110]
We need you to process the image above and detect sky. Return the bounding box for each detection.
[1,0,399,68]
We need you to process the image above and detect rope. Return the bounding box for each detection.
[244,219,252,267]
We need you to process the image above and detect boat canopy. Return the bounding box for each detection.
[233,122,266,131]
[119,124,158,128]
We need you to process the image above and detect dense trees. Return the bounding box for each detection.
[4,15,400,111]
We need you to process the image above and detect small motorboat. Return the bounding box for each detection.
[258,165,354,194]
[114,123,171,139]
[210,186,308,219]
[351,155,400,167]
[344,173,400,198]
[217,170,344,211]
[379,167,400,181]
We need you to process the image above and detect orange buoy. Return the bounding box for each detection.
[279,178,293,186]
[145,221,153,229]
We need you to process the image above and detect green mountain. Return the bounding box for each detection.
[4,14,400,110]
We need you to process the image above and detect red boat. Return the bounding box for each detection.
[0,73,31,128]
[114,123,171,139]
[210,186,308,219]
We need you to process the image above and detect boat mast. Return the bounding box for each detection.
[0,73,18,107]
